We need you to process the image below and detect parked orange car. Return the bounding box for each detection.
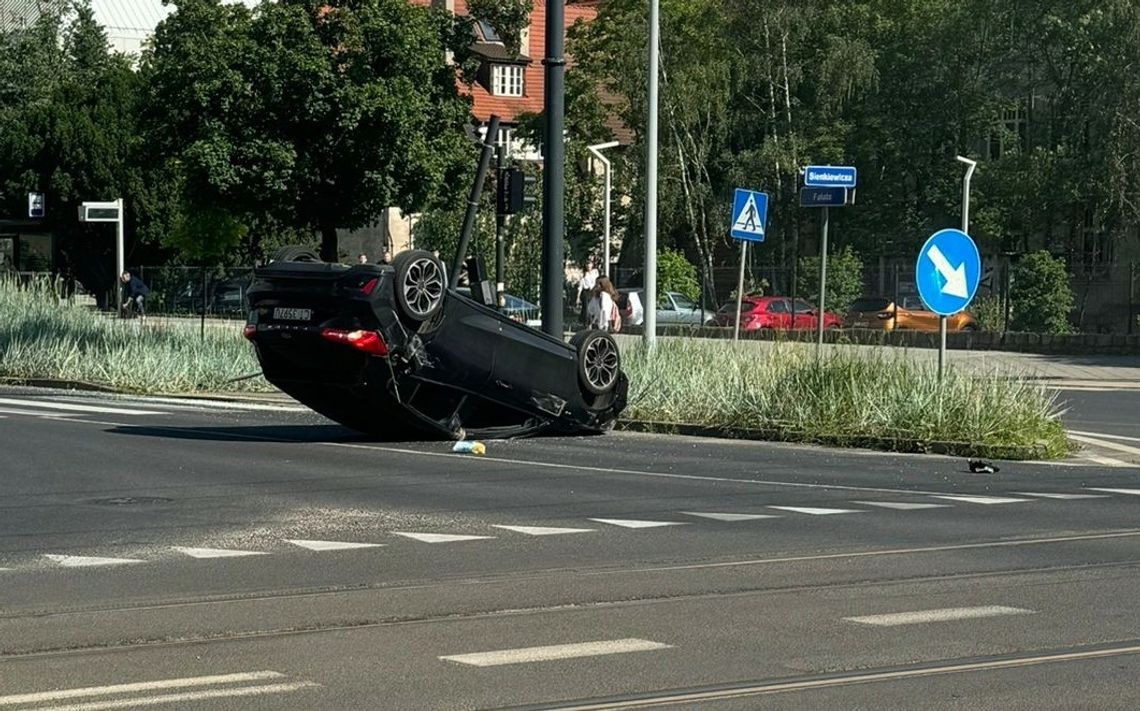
[845,295,979,332]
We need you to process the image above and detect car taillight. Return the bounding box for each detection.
[877,311,894,319]
[360,277,378,295]
[320,328,389,356]
[242,324,256,340]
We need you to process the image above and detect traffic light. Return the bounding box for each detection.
[498,167,537,215]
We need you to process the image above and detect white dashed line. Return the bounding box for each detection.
[845,606,1034,627]
[587,518,688,529]
[173,547,268,559]
[930,495,1031,505]
[43,554,146,568]
[1015,492,1108,500]
[767,506,864,515]
[491,525,595,536]
[852,501,951,511]
[0,671,289,706]
[1088,488,1140,496]
[0,397,164,416]
[440,639,673,667]
[286,539,385,551]
[679,512,779,521]
[390,532,495,543]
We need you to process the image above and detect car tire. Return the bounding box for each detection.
[392,250,446,322]
[268,245,320,263]
[571,330,621,396]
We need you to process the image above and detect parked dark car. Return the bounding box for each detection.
[243,247,627,440]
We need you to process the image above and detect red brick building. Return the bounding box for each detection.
[411,0,605,159]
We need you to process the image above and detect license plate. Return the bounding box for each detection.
[273,307,312,322]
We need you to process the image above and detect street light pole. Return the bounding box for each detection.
[644,0,659,350]
[943,155,978,379]
[541,0,566,338]
[586,141,620,278]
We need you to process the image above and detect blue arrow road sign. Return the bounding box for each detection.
[915,228,981,316]
[804,165,857,188]
[729,188,768,242]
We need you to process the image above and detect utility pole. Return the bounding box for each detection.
[643,0,660,350]
[541,0,566,337]
[495,144,506,308]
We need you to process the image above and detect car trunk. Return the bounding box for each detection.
[846,297,895,329]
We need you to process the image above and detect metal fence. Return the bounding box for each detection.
[131,266,254,319]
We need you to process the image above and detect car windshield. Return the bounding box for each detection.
[671,293,696,310]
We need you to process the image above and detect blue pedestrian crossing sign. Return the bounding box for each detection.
[729,188,768,242]
[915,228,981,316]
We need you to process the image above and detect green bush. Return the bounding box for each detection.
[657,248,700,301]
[1010,251,1074,333]
[969,294,1005,332]
[797,245,864,313]
[622,337,1071,460]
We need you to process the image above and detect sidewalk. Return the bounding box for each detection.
[615,335,1140,386]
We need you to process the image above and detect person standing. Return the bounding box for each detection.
[576,259,599,325]
[586,276,621,332]
[119,271,150,317]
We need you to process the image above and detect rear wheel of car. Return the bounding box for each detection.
[571,330,621,396]
[268,245,320,263]
[392,250,446,322]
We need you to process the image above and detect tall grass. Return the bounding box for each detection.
[0,278,269,392]
[621,338,1071,459]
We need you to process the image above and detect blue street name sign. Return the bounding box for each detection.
[729,188,769,242]
[799,187,847,208]
[28,192,44,219]
[915,228,981,317]
[804,165,857,188]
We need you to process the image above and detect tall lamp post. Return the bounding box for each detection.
[541,0,567,337]
[586,141,620,278]
[643,0,659,350]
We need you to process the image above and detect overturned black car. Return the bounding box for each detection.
[243,247,627,440]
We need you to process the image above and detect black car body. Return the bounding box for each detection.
[244,248,627,440]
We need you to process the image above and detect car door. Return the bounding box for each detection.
[765,299,791,329]
[792,299,817,330]
[669,292,702,324]
[656,293,680,324]
[901,296,938,331]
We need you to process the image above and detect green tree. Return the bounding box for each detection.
[141,0,477,262]
[656,248,699,302]
[1009,251,1074,333]
[796,245,864,313]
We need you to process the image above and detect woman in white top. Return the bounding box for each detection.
[586,276,621,332]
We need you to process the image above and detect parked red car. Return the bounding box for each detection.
[713,296,842,331]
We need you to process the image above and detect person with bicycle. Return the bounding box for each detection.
[120,271,150,317]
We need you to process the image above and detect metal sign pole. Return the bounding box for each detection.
[115,198,125,318]
[733,240,747,342]
[946,156,977,379]
[643,0,660,351]
[816,205,829,357]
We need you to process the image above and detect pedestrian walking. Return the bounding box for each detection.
[577,259,599,325]
[587,276,621,332]
[120,271,150,318]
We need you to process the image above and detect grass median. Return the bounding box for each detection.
[2,278,1070,458]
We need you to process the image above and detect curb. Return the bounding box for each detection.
[616,419,1050,461]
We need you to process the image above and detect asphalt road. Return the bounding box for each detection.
[2,385,1140,709]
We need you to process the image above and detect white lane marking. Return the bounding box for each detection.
[1076,453,1139,467]
[43,554,145,568]
[0,407,70,417]
[439,639,673,667]
[286,539,384,551]
[491,525,595,536]
[852,501,951,511]
[31,682,320,710]
[172,547,268,559]
[767,506,864,515]
[587,518,687,529]
[1015,492,1108,500]
[1069,434,1140,457]
[1069,430,1140,444]
[679,512,779,521]
[845,606,1035,627]
[390,532,495,543]
[538,644,1140,710]
[930,495,1031,505]
[102,396,308,413]
[1088,488,1140,496]
[0,398,164,416]
[0,671,285,706]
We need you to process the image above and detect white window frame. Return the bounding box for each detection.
[495,127,515,158]
[491,64,524,97]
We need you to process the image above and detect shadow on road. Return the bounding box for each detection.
[104,424,386,444]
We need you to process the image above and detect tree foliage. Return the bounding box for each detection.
[1009,251,1075,333]
[140,0,477,261]
[797,245,864,314]
[656,248,699,302]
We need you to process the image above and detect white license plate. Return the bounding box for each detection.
[273,307,312,321]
